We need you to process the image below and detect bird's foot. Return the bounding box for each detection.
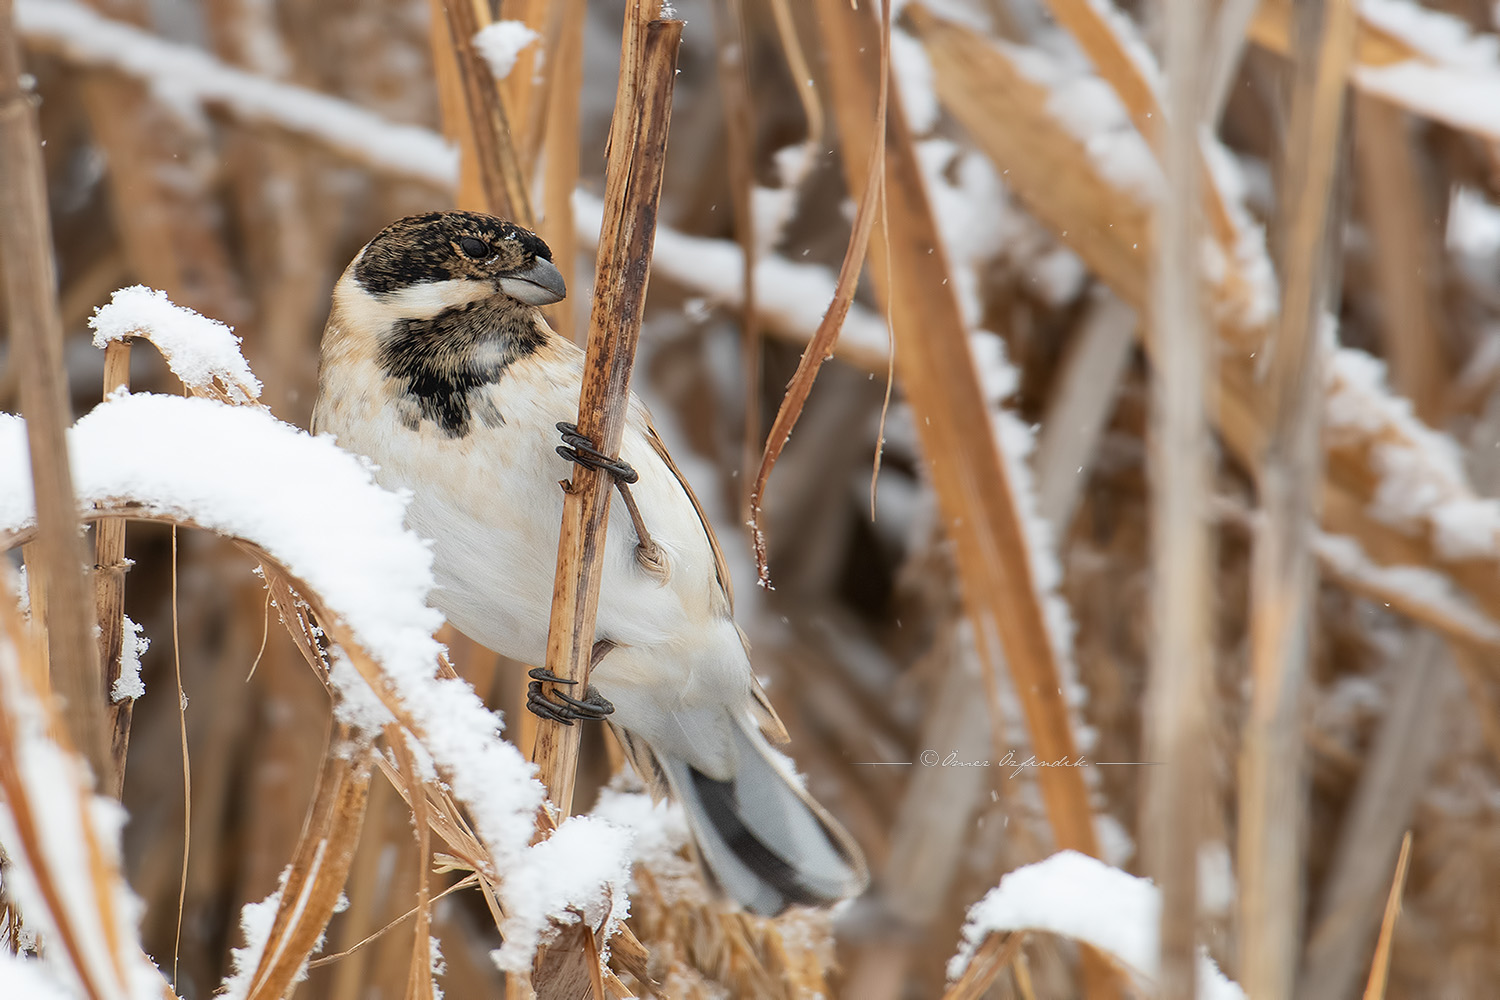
[526,667,615,725]
[556,422,638,484]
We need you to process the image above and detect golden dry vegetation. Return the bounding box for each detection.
[4,0,1500,998]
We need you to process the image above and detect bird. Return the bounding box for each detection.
[312,210,868,916]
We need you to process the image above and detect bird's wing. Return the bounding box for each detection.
[643,419,791,746]
[643,419,735,616]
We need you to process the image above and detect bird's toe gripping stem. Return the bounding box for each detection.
[526,667,615,726]
[555,422,638,484]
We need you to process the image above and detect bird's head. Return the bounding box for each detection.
[345,211,566,320]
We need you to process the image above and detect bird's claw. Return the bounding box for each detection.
[555,422,639,484]
[526,666,615,724]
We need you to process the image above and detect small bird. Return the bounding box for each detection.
[313,210,867,915]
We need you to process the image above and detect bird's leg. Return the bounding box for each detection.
[526,666,615,725]
[555,422,666,574]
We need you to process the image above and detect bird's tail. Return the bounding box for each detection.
[625,713,868,916]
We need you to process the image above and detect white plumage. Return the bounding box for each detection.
[313,212,867,914]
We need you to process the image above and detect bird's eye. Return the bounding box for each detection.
[458,236,490,259]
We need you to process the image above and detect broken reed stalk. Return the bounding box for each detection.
[240,723,372,1000]
[711,0,762,507]
[0,0,108,780]
[1144,0,1213,995]
[530,2,681,818]
[1239,2,1354,997]
[749,0,888,583]
[97,340,132,798]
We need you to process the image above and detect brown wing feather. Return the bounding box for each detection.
[644,419,735,616]
[643,420,790,744]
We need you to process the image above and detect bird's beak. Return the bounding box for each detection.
[497,258,567,305]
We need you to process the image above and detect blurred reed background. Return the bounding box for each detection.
[6,0,1500,997]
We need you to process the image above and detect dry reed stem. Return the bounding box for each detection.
[499,0,547,169]
[815,0,1100,860]
[1033,292,1136,533]
[538,0,587,343]
[531,3,679,816]
[711,0,761,506]
[0,0,107,780]
[429,0,486,212]
[438,0,534,226]
[1362,830,1413,1000]
[940,931,1025,1000]
[241,723,372,1000]
[749,0,888,582]
[1145,0,1212,994]
[0,562,179,1000]
[1205,0,1267,124]
[1354,94,1444,423]
[529,9,678,995]
[1239,3,1355,997]
[1297,632,1442,1000]
[96,340,133,798]
[390,732,435,1000]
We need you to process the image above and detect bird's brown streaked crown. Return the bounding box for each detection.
[353,211,560,299]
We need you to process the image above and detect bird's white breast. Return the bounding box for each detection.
[313,340,748,704]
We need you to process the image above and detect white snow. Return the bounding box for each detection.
[1005,42,1163,205]
[573,191,891,365]
[0,953,74,1000]
[1447,186,1500,257]
[948,851,1245,999]
[1314,533,1500,643]
[489,815,633,973]
[0,621,162,1000]
[1358,61,1500,147]
[1361,0,1500,71]
[111,615,148,703]
[0,388,629,972]
[15,0,458,189]
[1323,346,1500,560]
[891,27,940,135]
[90,286,262,403]
[473,21,540,82]
[220,882,285,1000]
[20,3,883,370]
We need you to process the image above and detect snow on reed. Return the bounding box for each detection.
[1326,347,1500,559]
[1354,0,1500,146]
[14,0,458,188]
[19,3,882,363]
[0,391,629,970]
[1315,534,1500,644]
[573,190,891,364]
[948,850,1245,1000]
[0,952,78,1000]
[473,21,540,81]
[111,616,148,703]
[90,286,262,403]
[0,614,164,999]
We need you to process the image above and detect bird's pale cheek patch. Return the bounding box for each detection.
[376,279,496,320]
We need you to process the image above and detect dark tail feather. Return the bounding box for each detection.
[655,717,868,916]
